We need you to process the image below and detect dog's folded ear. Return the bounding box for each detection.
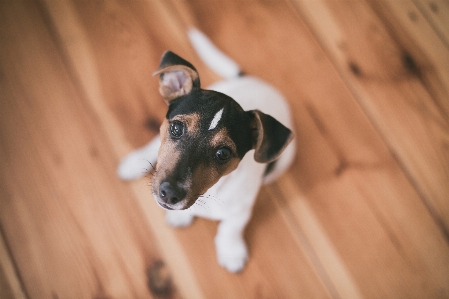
[153,51,201,103]
[248,110,293,163]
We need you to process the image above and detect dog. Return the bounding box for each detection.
[117,28,295,273]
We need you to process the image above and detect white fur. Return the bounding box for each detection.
[208,108,224,130]
[118,29,295,272]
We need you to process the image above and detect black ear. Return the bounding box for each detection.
[248,110,293,163]
[153,51,201,103]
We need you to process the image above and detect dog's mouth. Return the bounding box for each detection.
[152,184,197,211]
[154,196,197,211]
[159,203,174,210]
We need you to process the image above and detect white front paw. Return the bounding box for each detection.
[117,152,152,181]
[165,210,194,228]
[215,237,248,273]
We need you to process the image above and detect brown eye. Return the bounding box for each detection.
[216,147,231,161]
[169,121,185,139]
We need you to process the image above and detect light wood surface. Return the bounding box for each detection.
[1,0,448,298]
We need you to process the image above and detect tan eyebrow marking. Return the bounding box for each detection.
[210,128,237,154]
[171,113,200,134]
[154,119,182,187]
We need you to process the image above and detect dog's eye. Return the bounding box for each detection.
[216,147,231,161]
[169,121,185,139]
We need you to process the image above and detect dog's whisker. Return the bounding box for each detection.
[139,181,153,193]
[200,194,225,205]
[144,168,157,175]
[143,159,157,171]
[144,173,156,180]
[193,199,210,212]
[213,198,224,206]
[192,195,215,212]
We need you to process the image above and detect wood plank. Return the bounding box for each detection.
[39,0,334,298]
[368,0,449,117]
[413,0,449,47]
[0,1,180,298]
[290,0,449,235]
[274,170,449,298]
[266,185,364,299]
[176,0,449,298]
[0,232,26,299]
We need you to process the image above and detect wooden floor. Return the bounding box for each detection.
[1,0,448,298]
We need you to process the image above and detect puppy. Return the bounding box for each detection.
[118,29,295,272]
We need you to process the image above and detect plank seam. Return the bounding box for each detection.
[268,184,343,299]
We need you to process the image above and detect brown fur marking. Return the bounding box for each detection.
[154,119,181,183]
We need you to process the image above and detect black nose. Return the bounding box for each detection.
[159,181,186,205]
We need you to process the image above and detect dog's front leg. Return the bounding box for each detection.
[215,211,252,273]
[165,209,195,228]
[117,135,161,181]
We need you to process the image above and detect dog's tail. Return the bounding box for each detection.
[187,28,241,79]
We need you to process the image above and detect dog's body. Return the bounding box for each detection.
[118,29,295,272]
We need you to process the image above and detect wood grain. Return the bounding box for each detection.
[291,0,449,235]
[0,1,179,298]
[0,232,26,299]
[413,0,449,47]
[1,0,448,298]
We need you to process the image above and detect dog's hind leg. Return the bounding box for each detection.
[117,135,161,181]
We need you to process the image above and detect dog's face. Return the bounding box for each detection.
[151,52,292,210]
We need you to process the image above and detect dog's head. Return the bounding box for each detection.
[152,51,292,210]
